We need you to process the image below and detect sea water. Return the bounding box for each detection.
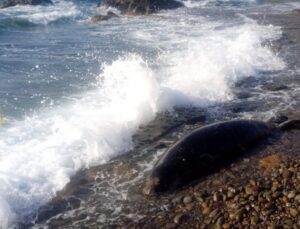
[0,0,300,227]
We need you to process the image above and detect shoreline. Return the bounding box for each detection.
[18,8,300,229]
[31,112,300,228]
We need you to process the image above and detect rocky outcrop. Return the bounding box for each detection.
[98,0,184,15]
[0,0,53,9]
[91,11,118,23]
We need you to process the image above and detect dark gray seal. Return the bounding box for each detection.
[143,119,300,195]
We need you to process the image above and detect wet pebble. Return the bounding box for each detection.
[172,196,182,205]
[174,213,187,224]
[213,192,221,202]
[250,215,258,225]
[201,202,210,215]
[282,169,292,183]
[287,191,296,199]
[183,196,192,205]
[208,209,218,219]
[223,223,231,229]
[289,208,298,217]
[295,194,300,202]
[185,203,194,211]
[215,216,224,228]
[165,223,177,229]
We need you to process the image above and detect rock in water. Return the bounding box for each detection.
[0,0,53,9]
[98,0,184,15]
[91,11,118,23]
[143,119,300,195]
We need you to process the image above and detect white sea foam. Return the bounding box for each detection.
[0,0,80,25]
[267,1,300,13]
[0,196,14,229]
[0,55,159,226]
[0,13,285,228]
[182,0,300,13]
[156,19,284,109]
[181,0,258,8]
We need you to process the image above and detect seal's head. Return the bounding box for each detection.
[143,176,160,195]
[143,164,178,195]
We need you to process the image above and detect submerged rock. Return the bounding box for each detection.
[0,0,53,9]
[98,0,184,15]
[91,11,118,23]
[292,9,300,16]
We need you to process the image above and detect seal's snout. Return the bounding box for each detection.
[143,177,160,196]
[142,185,152,196]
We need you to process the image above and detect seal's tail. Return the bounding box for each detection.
[278,120,300,131]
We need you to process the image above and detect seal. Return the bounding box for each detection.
[143,119,300,195]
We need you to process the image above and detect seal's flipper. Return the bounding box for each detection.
[278,120,300,131]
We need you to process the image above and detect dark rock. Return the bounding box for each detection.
[267,114,288,125]
[98,0,184,15]
[236,91,252,99]
[37,198,71,222]
[263,84,289,92]
[91,11,118,23]
[0,0,53,9]
[154,142,167,149]
[230,102,259,113]
[185,115,206,125]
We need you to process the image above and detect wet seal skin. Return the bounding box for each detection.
[143,119,300,195]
